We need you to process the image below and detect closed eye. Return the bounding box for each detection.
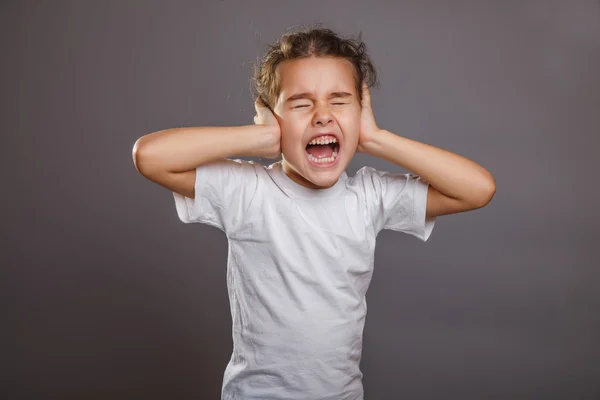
[293,102,347,109]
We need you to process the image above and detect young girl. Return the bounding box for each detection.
[133,26,495,400]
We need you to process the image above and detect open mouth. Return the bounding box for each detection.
[305,135,340,165]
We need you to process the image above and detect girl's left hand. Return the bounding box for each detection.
[357,81,380,153]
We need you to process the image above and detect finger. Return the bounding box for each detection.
[361,81,371,104]
[254,98,262,114]
[361,81,368,94]
[255,96,268,111]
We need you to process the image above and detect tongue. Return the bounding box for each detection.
[306,144,333,158]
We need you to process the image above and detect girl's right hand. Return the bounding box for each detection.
[253,97,281,159]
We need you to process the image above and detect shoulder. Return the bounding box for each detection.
[346,166,390,192]
[346,166,420,202]
[201,158,268,179]
[210,158,262,171]
[348,166,377,185]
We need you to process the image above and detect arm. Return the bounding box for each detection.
[360,131,496,218]
[358,83,496,218]
[132,99,280,198]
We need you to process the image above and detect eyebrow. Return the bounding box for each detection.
[285,91,353,103]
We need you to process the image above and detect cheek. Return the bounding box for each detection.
[339,114,361,139]
[279,126,303,152]
[279,117,306,147]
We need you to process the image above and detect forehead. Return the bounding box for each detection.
[276,57,357,98]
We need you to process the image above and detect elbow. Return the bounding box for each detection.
[472,172,496,209]
[132,136,156,177]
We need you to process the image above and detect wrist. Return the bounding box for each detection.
[358,128,387,155]
[242,124,280,158]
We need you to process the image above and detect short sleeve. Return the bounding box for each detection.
[172,159,259,233]
[358,167,436,241]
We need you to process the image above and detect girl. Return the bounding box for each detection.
[133,26,495,400]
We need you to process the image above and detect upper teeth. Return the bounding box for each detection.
[309,136,337,145]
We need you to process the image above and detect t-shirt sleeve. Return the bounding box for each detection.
[359,167,436,241]
[172,159,259,233]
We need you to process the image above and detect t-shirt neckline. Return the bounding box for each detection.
[267,161,347,200]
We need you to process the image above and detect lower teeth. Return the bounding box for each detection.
[307,151,338,164]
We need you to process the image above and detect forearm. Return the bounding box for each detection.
[362,129,495,205]
[133,125,278,175]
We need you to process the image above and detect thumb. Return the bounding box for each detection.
[254,96,278,126]
[254,97,265,124]
[254,96,268,113]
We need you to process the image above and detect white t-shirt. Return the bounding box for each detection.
[173,159,435,400]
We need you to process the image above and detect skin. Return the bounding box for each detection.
[134,56,496,219]
[257,56,497,217]
[272,57,361,189]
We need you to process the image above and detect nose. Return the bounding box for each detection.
[312,104,333,126]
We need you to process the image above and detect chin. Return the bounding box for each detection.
[307,171,342,188]
[300,154,349,188]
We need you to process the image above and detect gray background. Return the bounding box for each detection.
[5,0,600,399]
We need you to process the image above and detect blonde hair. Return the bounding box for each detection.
[251,25,378,109]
